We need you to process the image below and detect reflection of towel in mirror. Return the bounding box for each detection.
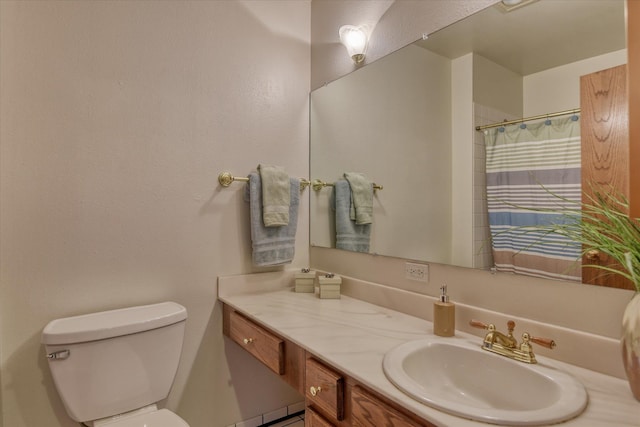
[344,172,373,225]
[333,180,370,253]
[245,173,299,266]
[258,164,290,227]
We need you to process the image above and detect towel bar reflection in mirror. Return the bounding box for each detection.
[312,179,383,192]
[218,172,310,191]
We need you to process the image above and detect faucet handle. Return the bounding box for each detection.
[470,319,515,332]
[469,319,489,330]
[522,332,556,349]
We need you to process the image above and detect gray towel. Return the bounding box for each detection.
[245,173,299,266]
[344,172,373,225]
[258,164,290,227]
[333,180,370,253]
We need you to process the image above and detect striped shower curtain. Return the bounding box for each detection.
[484,116,582,282]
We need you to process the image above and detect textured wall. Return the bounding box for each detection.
[0,1,309,426]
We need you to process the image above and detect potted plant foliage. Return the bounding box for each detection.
[530,190,640,400]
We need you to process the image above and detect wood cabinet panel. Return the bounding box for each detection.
[283,339,306,393]
[351,386,435,427]
[305,358,345,422]
[305,407,336,427]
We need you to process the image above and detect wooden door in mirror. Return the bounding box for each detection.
[629,0,640,218]
[581,64,633,290]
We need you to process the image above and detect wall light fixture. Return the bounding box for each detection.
[339,25,368,64]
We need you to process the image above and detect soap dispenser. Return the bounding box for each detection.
[434,284,455,337]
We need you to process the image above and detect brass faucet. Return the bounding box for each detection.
[469,320,556,364]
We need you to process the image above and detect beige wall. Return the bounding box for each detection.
[523,49,627,116]
[450,53,475,267]
[0,1,309,426]
[310,0,634,344]
[473,54,523,117]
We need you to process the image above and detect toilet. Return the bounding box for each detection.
[42,302,190,426]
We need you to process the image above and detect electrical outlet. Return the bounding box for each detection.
[405,262,429,282]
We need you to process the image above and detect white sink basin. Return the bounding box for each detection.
[383,338,588,426]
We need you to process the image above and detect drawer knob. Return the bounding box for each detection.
[243,338,254,344]
[309,386,322,396]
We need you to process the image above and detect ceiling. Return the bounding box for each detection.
[416,0,626,76]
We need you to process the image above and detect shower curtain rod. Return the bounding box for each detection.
[475,107,581,131]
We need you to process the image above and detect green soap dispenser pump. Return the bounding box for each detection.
[433,284,455,337]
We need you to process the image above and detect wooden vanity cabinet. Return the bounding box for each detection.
[223,303,438,427]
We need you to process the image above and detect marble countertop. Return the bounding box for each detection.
[218,273,639,427]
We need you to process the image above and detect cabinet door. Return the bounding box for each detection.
[351,386,434,427]
[305,358,345,421]
[305,407,335,427]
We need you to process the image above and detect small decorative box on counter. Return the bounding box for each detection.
[318,273,341,299]
[294,268,316,293]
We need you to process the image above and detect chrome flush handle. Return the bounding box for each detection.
[46,349,70,360]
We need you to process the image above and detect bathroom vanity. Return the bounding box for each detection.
[218,271,638,426]
[223,303,432,427]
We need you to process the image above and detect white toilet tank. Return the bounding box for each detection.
[42,302,187,424]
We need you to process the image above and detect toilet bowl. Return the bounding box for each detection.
[42,302,190,427]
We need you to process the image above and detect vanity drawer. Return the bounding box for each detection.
[305,407,335,427]
[228,310,284,375]
[351,386,434,427]
[305,358,344,422]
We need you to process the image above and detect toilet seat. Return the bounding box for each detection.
[95,409,189,427]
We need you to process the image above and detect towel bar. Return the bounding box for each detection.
[218,172,310,191]
[312,179,383,192]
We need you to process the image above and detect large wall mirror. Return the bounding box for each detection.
[310,0,626,281]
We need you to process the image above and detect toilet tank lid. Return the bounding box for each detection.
[42,302,187,345]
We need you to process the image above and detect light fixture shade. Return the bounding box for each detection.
[339,25,368,64]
